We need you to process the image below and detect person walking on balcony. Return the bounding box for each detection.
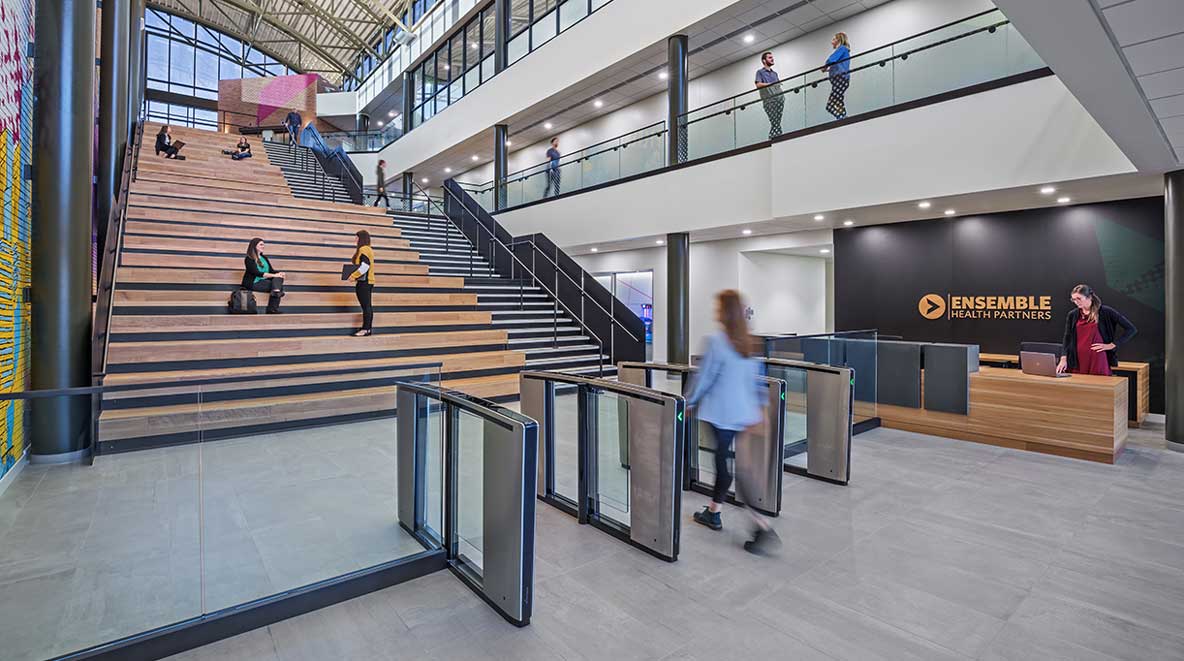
[348,230,376,337]
[755,52,784,140]
[688,290,780,555]
[242,238,284,314]
[544,138,562,197]
[284,109,303,147]
[823,32,851,120]
[373,160,390,208]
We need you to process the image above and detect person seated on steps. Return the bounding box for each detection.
[224,137,252,160]
[154,125,186,159]
[242,238,284,314]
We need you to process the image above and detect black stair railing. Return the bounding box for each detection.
[291,123,364,204]
[434,180,645,368]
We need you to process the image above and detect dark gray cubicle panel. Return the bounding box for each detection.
[922,343,978,414]
[876,341,922,408]
[801,337,838,365]
[841,338,878,403]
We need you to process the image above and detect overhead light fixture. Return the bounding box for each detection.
[742,229,752,235]
[471,155,479,161]
[743,34,755,43]
[820,248,831,254]
[813,214,825,221]
[444,64,450,70]
[388,110,395,117]
[659,71,669,80]
[376,121,384,126]
[470,42,478,49]
[656,239,665,245]
[590,247,599,253]
[594,99,604,108]
[944,209,956,216]
[843,220,854,226]
[918,201,932,209]
[544,122,553,130]
[421,177,429,183]
[444,167,452,173]
[505,140,512,146]
[1040,185,1056,195]
[1057,196,1071,204]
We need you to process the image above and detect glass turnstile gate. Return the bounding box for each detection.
[617,362,787,517]
[520,371,686,562]
[761,358,855,485]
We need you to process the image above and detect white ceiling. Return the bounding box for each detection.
[1096,0,1184,161]
[562,171,1162,255]
[409,0,890,181]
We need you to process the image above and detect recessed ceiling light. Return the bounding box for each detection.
[376,121,384,126]
[544,122,553,130]
[944,209,956,216]
[918,201,932,209]
[470,42,478,49]
[743,34,755,43]
[742,229,752,235]
[505,140,512,146]
[420,177,429,183]
[1040,186,1056,195]
[444,64,450,70]
[843,220,854,226]
[388,110,395,117]
[814,214,825,221]
[656,239,665,245]
[471,155,479,161]
[594,99,604,108]
[590,247,599,252]
[659,71,668,80]
[444,167,452,173]
[1057,196,1071,204]
[820,248,831,254]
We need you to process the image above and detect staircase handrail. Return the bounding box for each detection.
[93,114,144,379]
[300,123,364,204]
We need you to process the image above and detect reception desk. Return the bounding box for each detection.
[879,366,1128,464]
[979,353,1150,428]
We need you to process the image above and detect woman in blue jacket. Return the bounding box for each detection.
[823,32,851,119]
[687,290,779,554]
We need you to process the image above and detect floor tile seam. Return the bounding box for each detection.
[861,531,1053,595]
[1012,585,1184,653]
[1077,510,1184,549]
[914,504,1073,548]
[1030,561,1184,640]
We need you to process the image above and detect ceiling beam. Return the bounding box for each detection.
[293,0,380,59]
[146,1,304,72]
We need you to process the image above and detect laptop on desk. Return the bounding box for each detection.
[1020,351,1070,378]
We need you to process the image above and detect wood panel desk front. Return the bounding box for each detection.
[978,353,1149,427]
[879,366,1128,464]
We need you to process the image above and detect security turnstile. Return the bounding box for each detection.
[761,358,854,485]
[520,371,686,562]
[617,362,786,517]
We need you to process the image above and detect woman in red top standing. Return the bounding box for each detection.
[1056,284,1137,375]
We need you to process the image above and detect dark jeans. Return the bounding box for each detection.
[231,152,252,160]
[356,281,374,331]
[162,146,179,158]
[249,276,283,312]
[373,192,390,207]
[709,424,737,504]
[287,125,299,147]
[543,168,561,197]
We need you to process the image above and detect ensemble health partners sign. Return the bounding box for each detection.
[917,293,1054,321]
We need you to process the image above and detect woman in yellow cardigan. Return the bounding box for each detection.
[348,230,376,336]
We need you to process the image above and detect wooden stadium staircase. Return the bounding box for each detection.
[98,124,542,451]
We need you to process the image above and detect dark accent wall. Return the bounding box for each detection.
[835,197,1167,412]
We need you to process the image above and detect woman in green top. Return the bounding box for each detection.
[241,238,285,314]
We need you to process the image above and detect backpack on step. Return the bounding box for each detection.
[228,289,258,314]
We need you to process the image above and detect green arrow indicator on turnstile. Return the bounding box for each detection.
[781,392,786,400]
[850,378,855,385]
[677,411,684,421]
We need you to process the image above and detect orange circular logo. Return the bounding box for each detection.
[918,294,946,320]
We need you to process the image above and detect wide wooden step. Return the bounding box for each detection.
[124,221,410,251]
[121,235,418,263]
[125,206,404,238]
[128,195,391,225]
[109,310,493,336]
[115,268,461,291]
[119,252,430,275]
[106,329,507,365]
[112,290,477,308]
[135,172,291,195]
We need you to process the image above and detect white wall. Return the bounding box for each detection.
[316,91,359,118]
[456,0,992,183]
[498,75,1136,246]
[574,229,833,361]
[378,0,751,177]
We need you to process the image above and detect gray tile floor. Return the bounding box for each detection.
[161,421,1184,661]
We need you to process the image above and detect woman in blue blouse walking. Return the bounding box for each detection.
[823,32,851,119]
[688,290,780,554]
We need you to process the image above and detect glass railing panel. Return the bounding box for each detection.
[425,396,445,542]
[684,100,736,161]
[481,55,495,84]
[734,73,806,146]
[893,22,1008,105]
[1005,23,1042,74]
[592,0,610,9]
[453,406,486,581]
[594,389,630,526]
[580,144,621,189]
[618,127,666,178]
[552,383,580,505]
[508,32,528,65]
[519,167,549,205]
[559,0,587,31]
[504,175,523,208]
[532,9,558,48]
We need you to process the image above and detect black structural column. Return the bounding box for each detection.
[401,71,414,134]
[357,113,370,132]
[31,0,97,460]
[494,124,508,210]
[97,0,130,262]
[494,0,509,73]
[126,0,144,130]
[666,34,688,166]
[402,171,413,197]
[667,232,689,365]
[1167,169,1184,451]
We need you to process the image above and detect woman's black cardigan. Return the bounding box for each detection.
[241,255,278,289]
[1061,305,1137,369]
